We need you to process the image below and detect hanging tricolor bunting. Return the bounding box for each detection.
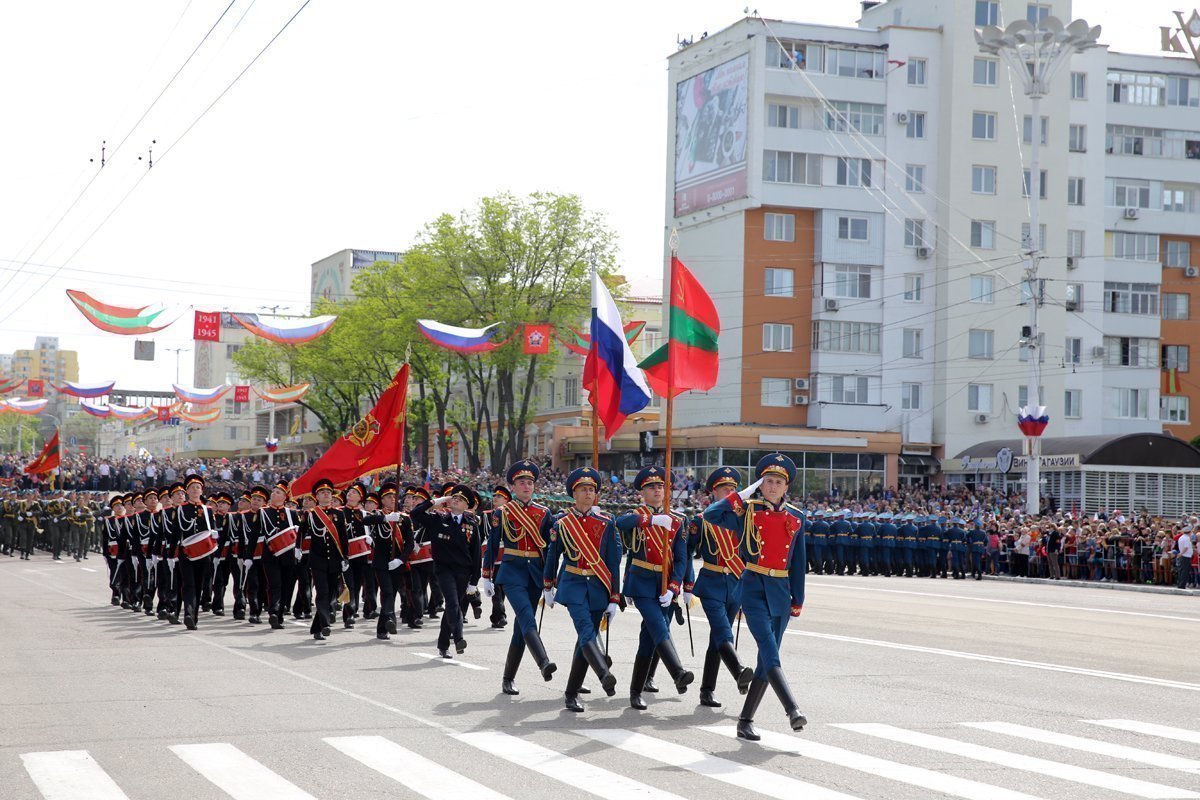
[108,404,155,421]
[558,321,646,357]
[231,313,337,345]
[253,383,311,404]
[0,378,23,395]
[265,438,280,453]
[66,290,175,335]
[417,320,515,353]
[80,402,112,418]
[172,384,232,405]
[1017,405,1050,437]
[54,380,116,399]
[5,398,49,415]
[177,406,222,424]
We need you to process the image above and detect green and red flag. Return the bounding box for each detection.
[639,257,719,399]
[66,290,174,335]
[24,430,61,475]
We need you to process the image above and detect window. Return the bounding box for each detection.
[766,103,800,128]
[824,101,885,135]
[1105,336,1159,367]
[1164,293,1190,320]
[1068,124,1087,152]
[1104,282,1160,315]
[1111,387,1150,419]
[1067,177,1085,206]
[1026,3,1050,23]
[1071,71,1087,99]
[1065,390,1082,418]
[906,111,926,139]
[971,165,996,194]
[225,344,242,358]
[1167,76,1200,108]
[826,47,885,79]
[836,157,872,187]
[1163,185,1199,213]
[970,220,996,250]
[968,383,993,413]
[971,111,996,141]
[1022,169,1048,199]
[968,329,994,359]
[1022,115,1049,145]
[812,321,881,353]
[563,378,579,407]
[1067,229,1085,258]
[904,218,927,248]
[1161,396,1190,422]
[975,1,998,26]
[904,164,925,193]
[907,58,927,86]
[830,264,872,298]
[763,150,821,185]
[970,275,995,304]
[1112,179,1151,208]
[764,268,794,297]
[1065,283,1083,310]
[763,213,795,242]
[1018,334,1046,363]
[1021,223,1047,251]
[902,328,923,358]
[1165,241,1191,268]
[902,382,921,410]
[1108,71,1167,106]
[762,323,793,352]
[1110,232,1160,261]
[903,274,923,302]
[761,378,792,407]
[837,215,869,241]
[1017,385,1044,407]
[823,375,872,404]
[771,41,823,71]
[1065,337,1082,364]
[973,57,997,86]
[1163,344,1190,372]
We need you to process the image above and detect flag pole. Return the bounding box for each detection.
[661,231,678,597]
[590,266,601,468]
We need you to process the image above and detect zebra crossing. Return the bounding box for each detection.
[13,717,1200,800]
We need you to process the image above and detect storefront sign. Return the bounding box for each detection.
[1161,10,1200,66]
[946,453,1080,473]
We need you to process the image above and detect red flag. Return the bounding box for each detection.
[26,379,44,398]
[194,311,221,342]
[522,324,551,355]
[290,364,410,497]
[639,257,720,399]
[24,430,60,474]
[156,406,171,422]
[234,385,250,403]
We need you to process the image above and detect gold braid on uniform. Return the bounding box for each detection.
[702,518,743,557]
[743,500,763,558]
[556,517,582,562]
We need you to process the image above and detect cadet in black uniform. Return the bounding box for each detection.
[365,483,414,640]
[410,483,482,659]
[300,478,349,641]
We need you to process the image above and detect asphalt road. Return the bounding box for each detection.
[3,553,1200,800]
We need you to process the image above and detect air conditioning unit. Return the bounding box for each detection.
[1186,266,1200,278]
[974,413,989,424]
[915,246,932,259]
[1092,345,1107,358]
[895,112,909,124]
[1123,207,1139,220]
[824,298,840,312]
[794,378,810,390]
[1066,256,1077,270]
[1065,300,1078,311]
[794,394,810,406]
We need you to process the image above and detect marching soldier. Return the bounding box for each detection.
[480,460,557,697]
[1,491,15,557]
[947,516,968,580]
[968,517,988,580]
[898,513,918,577]
[209,492,238,617]
[542,467,620,712]
[175,476,218,630]
[481,486,509,629]
[299,478,348,641]
[614,466,693,710]
[402,486,434,628]
[808,509,830,574]
[69,493,91,562]
[856,512,876,576]
[153,487,180,621]
[878,512,898,577]
[831,509,851,575]
[703,453,807,740]
[241,487,270,624]
[102,495,125,604]
[292,494,315,620]
[364,483,413,640]
[260,483,301,630]
[340,484,372,629]
[410,483,482,659]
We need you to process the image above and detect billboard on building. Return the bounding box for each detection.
[673,54,749,216]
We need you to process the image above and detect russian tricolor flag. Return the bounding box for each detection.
[417,320,507,353]
[583,271,650,440]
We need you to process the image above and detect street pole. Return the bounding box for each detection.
[268,404,276,467]
[1026,91,1042,518]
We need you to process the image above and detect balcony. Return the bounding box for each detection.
[808,401,886,432]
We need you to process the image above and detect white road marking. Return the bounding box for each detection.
[79,567,96,572]
[836,723,1198,799]
[964,721,1200,773]
[325,735,511,800]
[412,652,487,670]
[703,725,1049,800]
[458,731,687,800]
[1085,720,1200,745]
[170,743,315,800]
[20,750,130,800]
[578,728,865,800]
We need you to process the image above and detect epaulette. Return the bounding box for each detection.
[784,502,803,514]
[592,509,613,521]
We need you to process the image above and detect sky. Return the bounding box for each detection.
[0,0,1181,388]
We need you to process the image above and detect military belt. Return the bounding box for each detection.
[702,563,734,575]
[745,562,788,578]
[631,558,664,573]
[565,565,596,577]
[503,548,541,559]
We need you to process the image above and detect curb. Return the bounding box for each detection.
[982,574,1200,597]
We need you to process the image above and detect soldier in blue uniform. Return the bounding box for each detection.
[704,453,807,740]
[947,517,968,580]
[687,467,754,709]
[923,515,945,578]
[897,513,918,577]
[877,512,897,577]
[968,517,988,580]
[543,467,621,712]
[856,512,876,576]
[830,510,849,575]
[809,510,831,575]
[614,466,693,710]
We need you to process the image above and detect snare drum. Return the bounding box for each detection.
[182,531,217,561]
[267,526,299,556]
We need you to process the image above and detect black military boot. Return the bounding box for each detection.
[582,637,617,696]
[736,679,769,740]
[699,648,722,708]
[629,655,650,710]
[655,639,694,694]
[643,653,659,693]
[766,666,807,731]
[717,640,754,694]
[523,630,557,681]
[501,639,525,696]
[563,650,588,713]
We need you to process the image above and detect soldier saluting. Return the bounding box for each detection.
[410,483,482,660]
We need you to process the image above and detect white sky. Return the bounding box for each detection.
[0,0,1180,388]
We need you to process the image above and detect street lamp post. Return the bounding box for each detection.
[976,17,1101,516]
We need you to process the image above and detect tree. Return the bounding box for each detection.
[0,414,44,455]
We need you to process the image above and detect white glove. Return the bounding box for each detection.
[151,555,160,567]
[117,559,126,567]
[432,495,451,506]
[650,514,674,528]
[465,584,479,596]
[738,478,764,502]
[683,591,695,606]
[384,512,402,522]
[542,587,556,608]
[658,589,674,607]
[341,560,350,572]
[478,577,495,598]
[387,558,402,570]
[605,602,619,621]
[295,549,304,562]
[167,557,177,568]
[365,535,374,547]
[243,559,253,571]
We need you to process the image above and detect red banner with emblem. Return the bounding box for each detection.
[522,324,551,355]
[194,311,221,342]
[26,379,44,398]
[234,385,250,403]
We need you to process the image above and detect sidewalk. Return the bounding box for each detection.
[984,573,1200,597]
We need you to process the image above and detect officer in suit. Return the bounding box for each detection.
[410,483,483,659]
[688,467,754,709]
[704,453,807,740]
[299,478,349,641]
[831,510,851,575]
[947,517,968,580]
[897,513,918,577]
[543,467,621,712]
[878,512,898,577]
[615,465,693,710]
[809,510,830,575]
[479,460,557,697]
[968,517,988,580]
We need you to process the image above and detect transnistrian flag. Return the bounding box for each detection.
[25,430,61,474]
[583,272,651,439]
[639,256,719,399]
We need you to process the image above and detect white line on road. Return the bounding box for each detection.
[170,743,316,800]
[1085,720,1200,745]
[835,723,1199,799]
[79,567,96,572]
[963,722,1200,773]
[412,652,487,670]
[325,735,511,800]
[703,725,1048,800]
[20,750,130,800]
[578,728,865,800]
[458,731,688,800]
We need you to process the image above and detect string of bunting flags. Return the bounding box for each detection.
[417,319,645,356]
